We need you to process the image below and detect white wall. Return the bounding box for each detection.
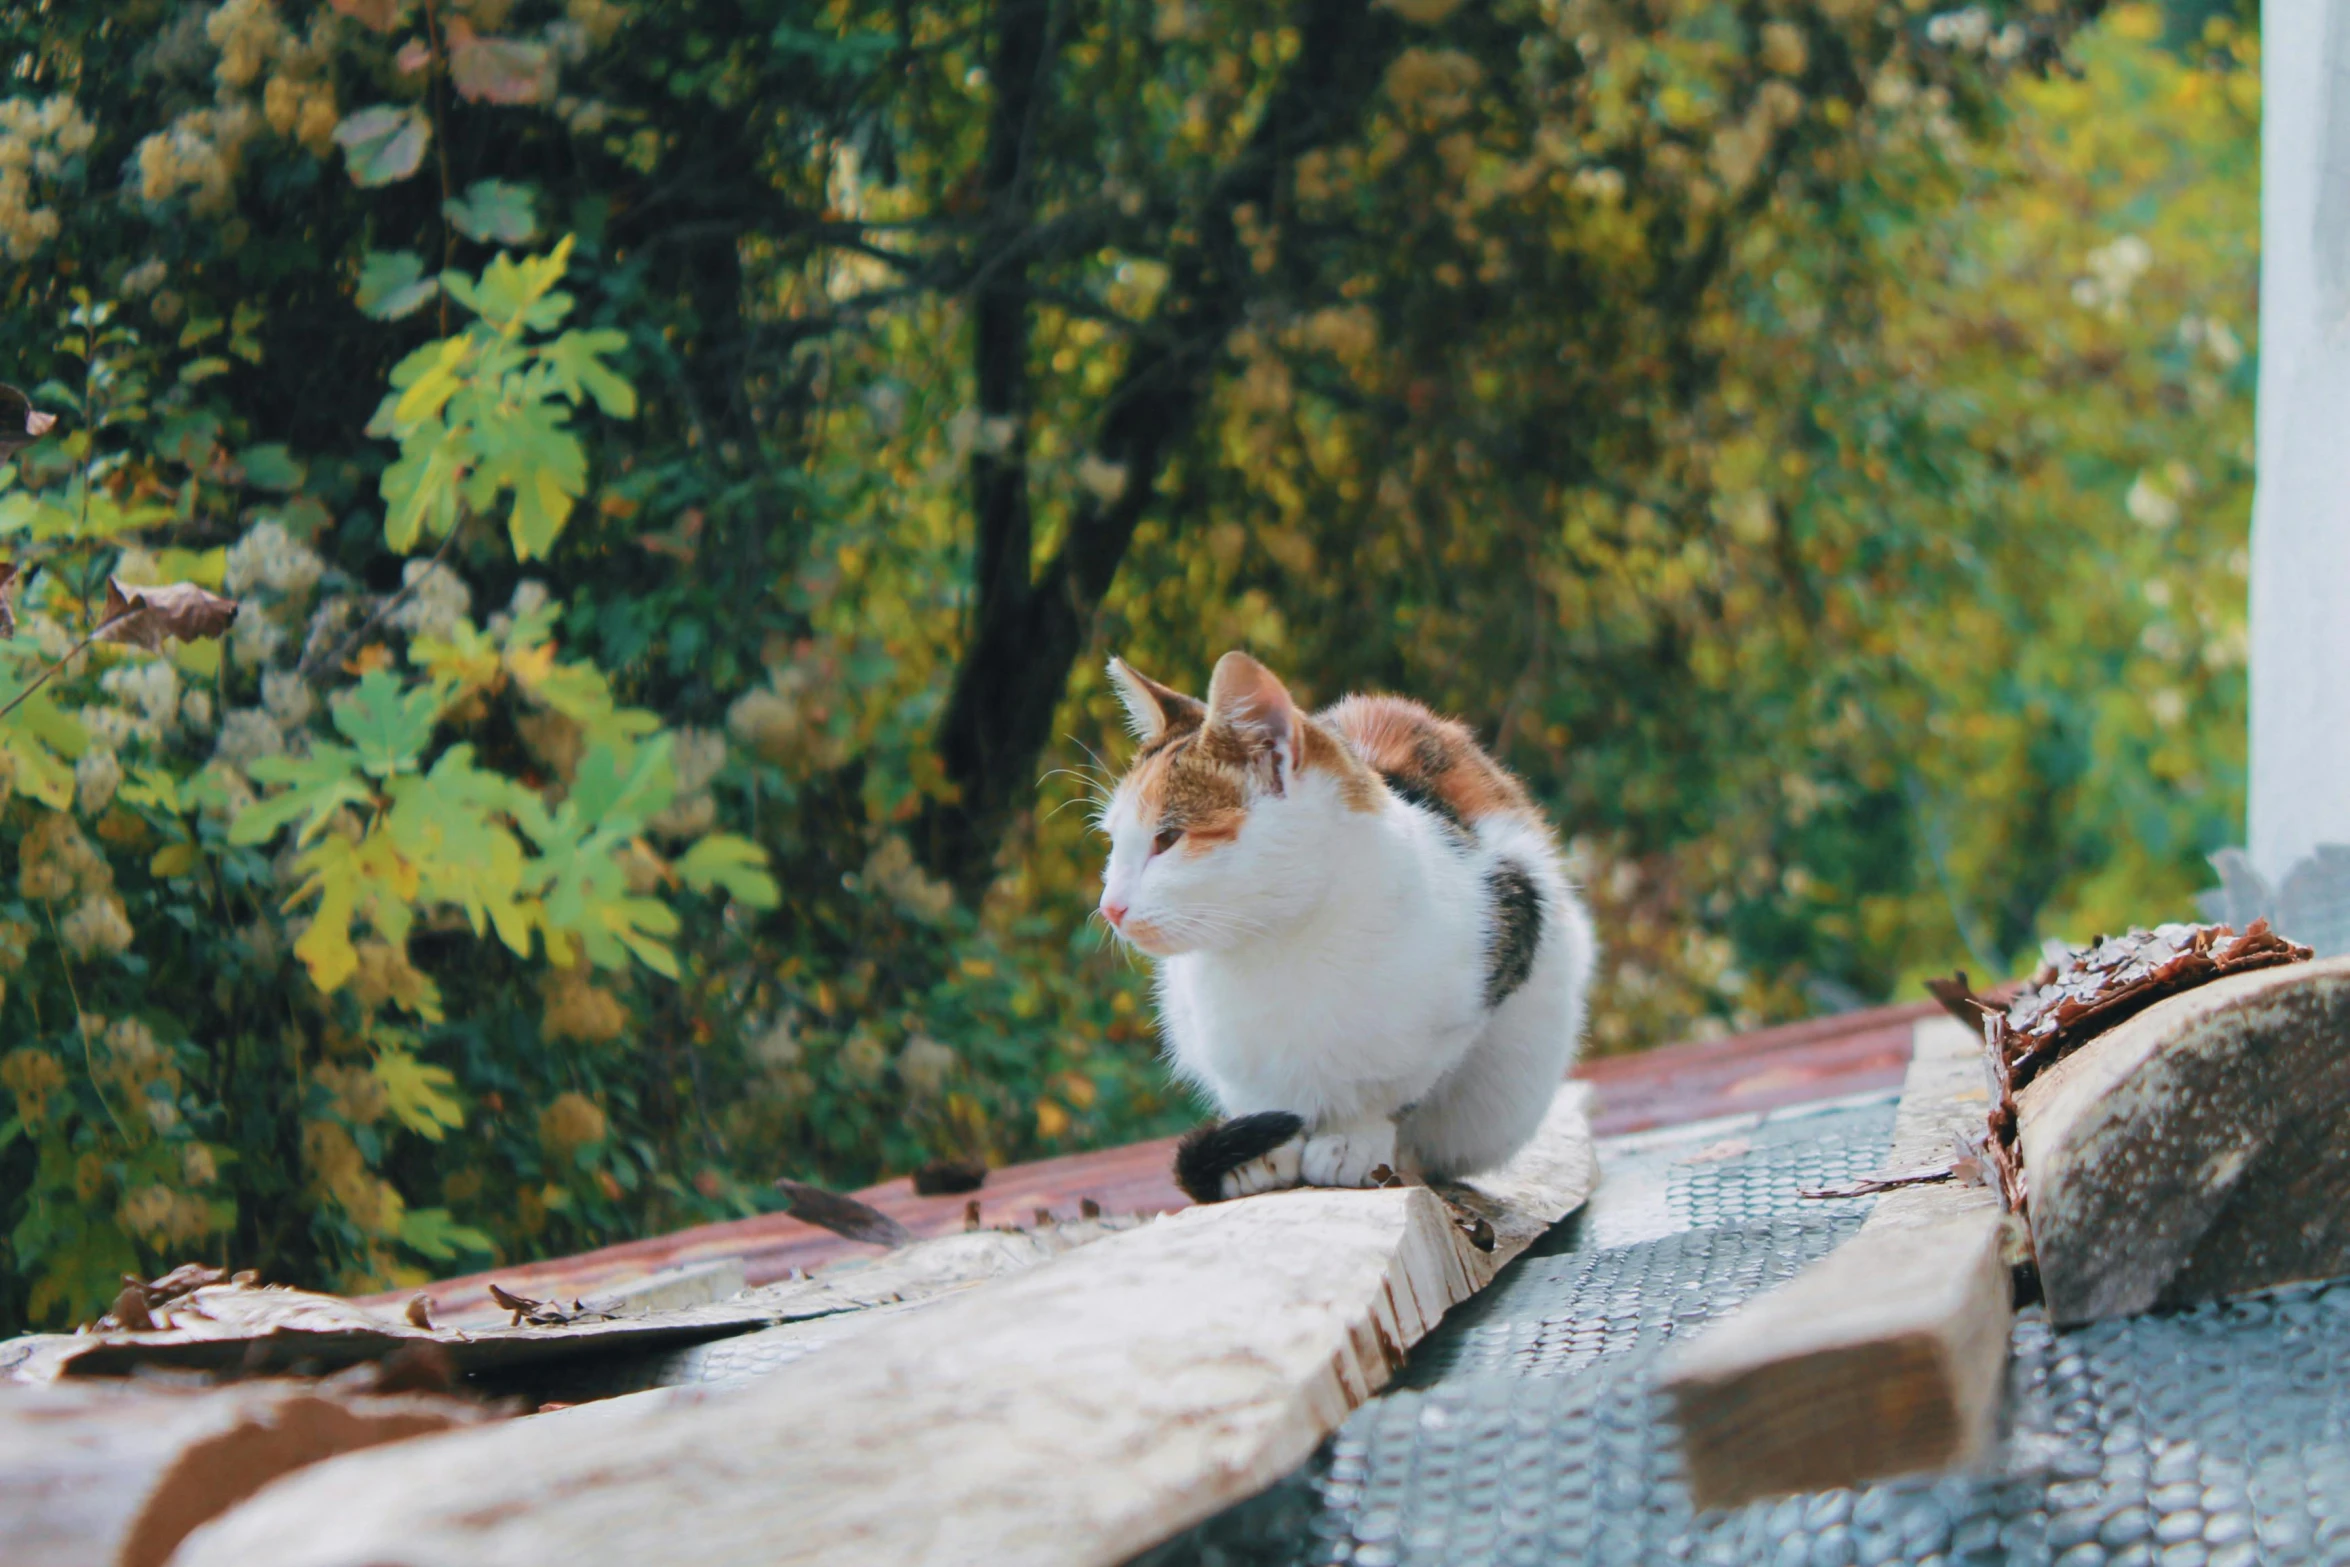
[2250,0,2350,884]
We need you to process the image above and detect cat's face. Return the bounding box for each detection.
[1096,652,1373,956]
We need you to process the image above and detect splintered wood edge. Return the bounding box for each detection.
[173,1084,1598,1567]
[2018,955,2350,1325]
[1663,1018,2013,1510]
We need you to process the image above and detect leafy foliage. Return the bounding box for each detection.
[0,0,2256,1331]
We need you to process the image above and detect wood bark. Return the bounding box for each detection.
[171,1086,1596,1567]
[1663,1017,2016,1509]
[1,1378,496,1567]
[2017,955,2350,1324]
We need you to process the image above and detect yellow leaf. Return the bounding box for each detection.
[7,735,72,811]
[392,339,469,426]
[149,842,201,879]
[294,869,359,991]
[503,638,558,692]
[374,1046,465,1141]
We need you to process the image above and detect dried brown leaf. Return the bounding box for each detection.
[774,1176,913,1247]
[484,1281,614,1327]
[98,577,240,651]
[0,383,57,459]
[450,32,555,105]
[0,560,35,640]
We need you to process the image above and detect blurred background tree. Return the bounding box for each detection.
[0,0,2255,1328]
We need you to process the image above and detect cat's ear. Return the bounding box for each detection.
[1107,657,1204,743]
[1205,651,1302,775]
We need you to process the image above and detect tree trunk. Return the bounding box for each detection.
[919,0,1400,897]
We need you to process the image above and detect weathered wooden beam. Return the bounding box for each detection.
[1,1377,499,1567]
[3,1220,1142,1390]
[171,1085,1597,1567]
[2018,955,2350,1324]
[1662,1017,2015,1510]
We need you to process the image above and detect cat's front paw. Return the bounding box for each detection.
[1220,1138,1304,1198]
[1300,1120,1400,1189]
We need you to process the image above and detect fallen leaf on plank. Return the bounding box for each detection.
[775,1177,913,1247]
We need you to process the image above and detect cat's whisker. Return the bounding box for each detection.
[1066,735,1114,784]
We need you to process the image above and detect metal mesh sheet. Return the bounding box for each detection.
[1137,1099,2350,1567]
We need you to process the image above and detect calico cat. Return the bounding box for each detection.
[1096,651,1595,1201]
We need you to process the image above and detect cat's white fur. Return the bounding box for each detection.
[1098,676,1594,1189]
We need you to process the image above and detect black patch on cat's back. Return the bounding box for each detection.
[1381,770,1469,843]
[1483,862,1542,1008]
[1174,1111,1305,1203]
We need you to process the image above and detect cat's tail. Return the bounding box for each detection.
[1173,1110,1305,1202]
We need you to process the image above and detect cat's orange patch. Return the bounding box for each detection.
[1322,694,1538,827]
[1124,711,1380,838]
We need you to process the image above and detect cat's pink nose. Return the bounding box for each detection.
[1101,899,1129,928]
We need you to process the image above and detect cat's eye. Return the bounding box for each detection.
[1151,826,1183,856]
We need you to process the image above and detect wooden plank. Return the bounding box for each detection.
[2017,955,2350,1324]
[4,1223,1138,1389]
[1662,1017,2015,1510]
[172,1085,1597,1567]
[358,1135,1197,1325]
[1,1378,500,1567]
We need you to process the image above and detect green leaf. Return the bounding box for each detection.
[11,691,88,759]
[399,1206,496,1262]
[118,766,186,815]
[374,1048,465,1141]
[234,745,374,845]
[237,443,305,492]
[0,491,76,539]
[675,833,781,909]
[466,238,577,335]
[333,105,432,188]
[536,329,638,418]
[385,746,534,944]
[332,669,443,778]
[443,180,540,246]
[356,250,441,322]
[380,429,465,551]
[569,737,675,835]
